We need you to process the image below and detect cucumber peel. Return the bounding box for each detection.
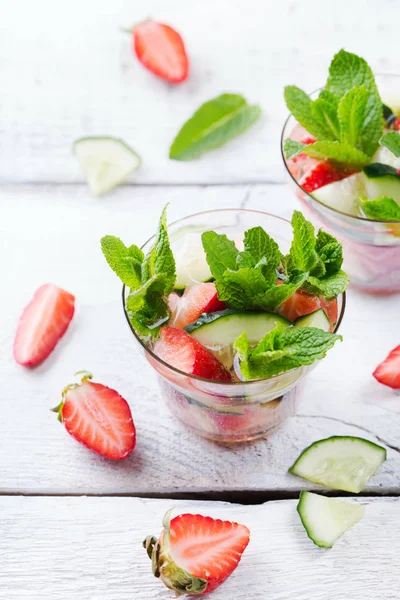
[74,136,141,196]
[289,436,386,493]
[297,491,365,548]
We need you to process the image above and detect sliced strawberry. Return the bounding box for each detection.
[394,118,400,131]
[144,509,250,595]
[133,20,189,83]
[301,162,354,193]
[278,288,338,329]
[54,372,136,460]
[14,284,75,367]
[154,327,232,381]
[171,282,226,329]
[320,297,338,327]
[373,345,400,389]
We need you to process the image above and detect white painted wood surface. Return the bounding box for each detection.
[2,0,400,184]
[2,185,399,495]
[1,496,399,599]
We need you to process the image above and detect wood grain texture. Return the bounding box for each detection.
[1,0,400,184]
[1,184,399,495]
[0,496,399,599]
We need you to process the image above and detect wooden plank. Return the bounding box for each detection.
[1,184,399,495]
[2,0,400,184]
[0,496,399,599]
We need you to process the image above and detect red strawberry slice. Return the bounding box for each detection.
[278,288,338,329]
[301,162,354,193]
[54,372,136,460]
[143,509,250,595]
[171,282,226,329]
[154,327,232,381]
[14,284,75,367]
[133,20,189,83]
[373,345,400,389]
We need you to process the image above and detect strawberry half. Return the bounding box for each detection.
[143,509,250,595]
[301,162,354,193]
[373,345,400,389]
[279,288,338,329]
[14,284,75,367]
[170,282,226,329]
[133,20,189,83]
[54,372,136,460]
[154,327,232,381]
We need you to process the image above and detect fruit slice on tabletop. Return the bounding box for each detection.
[132,20,189,83]
[297,491,365,548]
[73,137,141,196]
[289,436,386,493]
[312,172,366,216]
[373,344,400,389]
[143,509,250,595]
[301,162,354,194]
[185,309,291,369]
[170,282,226,329]
[53,371,136,460]
[153,327,232,381]
[14,284,75,367]
[279,289,338,329]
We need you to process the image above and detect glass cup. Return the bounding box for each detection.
[281,74,400,294]
[123,209,345,443]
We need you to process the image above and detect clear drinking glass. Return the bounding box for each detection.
[281,75,400,294]
[123,209,346,443]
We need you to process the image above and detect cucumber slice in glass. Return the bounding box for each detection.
[289,436,386,493]
[173,232,213,290]
[73,137,141,196]
[294,308,330,332]
[311,172,366,216]
[364,163,400,204]
[297,491,365,548]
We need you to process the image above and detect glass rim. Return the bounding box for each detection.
[122,208,347,387]
[280,74,400,225]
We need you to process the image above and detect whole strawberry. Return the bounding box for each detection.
[53,371,136,460]
[143,509,250,595]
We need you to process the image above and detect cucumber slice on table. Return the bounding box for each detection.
[294,309,330,332]
[312,172,366,216]
[297,491,365,548]
[289,436,386,493]
[73,137,141,196]
[364,163,400,204]
[173,233,212,290]
[185,310,291,369]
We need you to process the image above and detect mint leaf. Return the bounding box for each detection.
[201,231,238,279]
[316,230,343,275]
[216,268,267,310]
[254,271,309,311]
[243,226,281,285]
[303,270,350,298]
[380,131,400,158]
[169,94,261,161]
[153,205,176,294]
[126,274,170,337]
[301,141,370,166]
[234,326,341,380]
[311,98,340,140]
[284,86,332,141]
[338,86,368,148]
[361,196,400,221]
[325,49,378,100]
[288,211,321,273]
[101,236,144,289]
[283,139,306,160]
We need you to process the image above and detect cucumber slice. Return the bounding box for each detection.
[372,143,400,171]
[186,310,291,369]
[289,436,386,493]
[73,137,141,196]
[311,173,366,216]
[173,233,212,291]
[297,491,365,548]
[294,309,330,332]
[364,163,400,204]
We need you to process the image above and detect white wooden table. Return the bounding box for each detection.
[1,1,400,597]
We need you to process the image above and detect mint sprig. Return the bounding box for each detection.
[284,50,383,166]
[234,326,341,380]
[380,131,400,158]
[101,205,176,337]
[361,196,400,221]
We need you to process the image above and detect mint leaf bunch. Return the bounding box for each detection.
[234,325,341,380]
[285,211,349,298]
[284,50,383,167]
[101,205,176,337]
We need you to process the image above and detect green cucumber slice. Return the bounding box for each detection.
[173,232,213,290]
[73,137,141,196]
[364,163,400,203]
[294,308,330,332]
[311,172,366,216]
[297,491,365,548]
[371,145,400,171]
[186,310,291,369]
[289,436,386,493]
